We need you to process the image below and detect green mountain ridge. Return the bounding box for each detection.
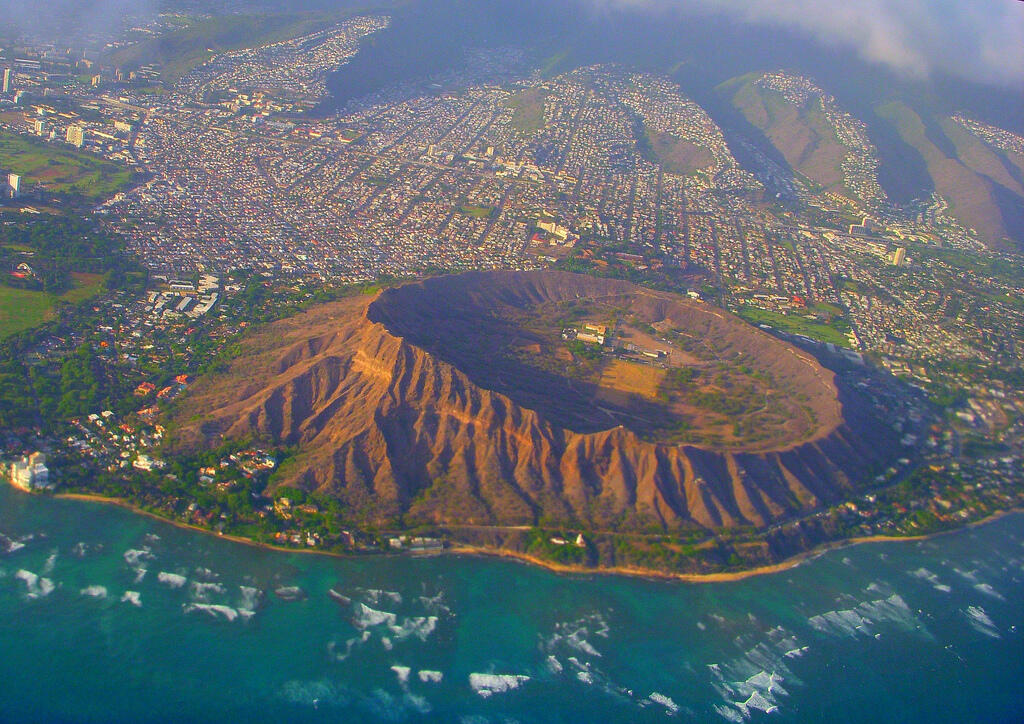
[875,100,1024,249]
[718,71,1024,249]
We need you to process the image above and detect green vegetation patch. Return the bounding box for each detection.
[538,50,573,79]
[0,273,105,339]
[640,127,714,176]
[662,365,698,391]
[737,305,852,348]
[0,217,138,340]
[0,285,56,338]
[525,528,587,565]
[61,273,105,305]
[507,88,548,134]
[0,132,133,199]
[459,204,494,218]
[565,338,602,361]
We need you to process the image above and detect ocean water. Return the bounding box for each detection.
[0,486,1021,724]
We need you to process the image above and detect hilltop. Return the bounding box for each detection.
[721,72,852,198]
[875,101,1024,249]
[169,271,901,542]
[104,12,358,84]
[720,72,1024,248]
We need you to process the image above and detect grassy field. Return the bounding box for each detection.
[63,272,106,304]
[0,132,133,199]
[0,286,53,338]
[642,128,714,176]
[460,205,494,218]
[507,88,547,134]
[599,359,665,399]
[0,272,105,339]
[737,305,852,348]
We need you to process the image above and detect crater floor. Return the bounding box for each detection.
[368,271,841,451]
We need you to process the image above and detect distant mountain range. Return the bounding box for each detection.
[319,0,1024,248]
[96,0,1024,247]
[719,72,1024,247]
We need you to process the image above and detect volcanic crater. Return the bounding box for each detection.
[171,271,900,531]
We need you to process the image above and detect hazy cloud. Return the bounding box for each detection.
[598,0,1024,87]
[1,0,1020,88]
[0,0,157,42]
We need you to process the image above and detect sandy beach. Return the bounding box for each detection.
[51,490,1021,583]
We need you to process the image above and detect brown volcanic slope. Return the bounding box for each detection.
[170,271,898,532]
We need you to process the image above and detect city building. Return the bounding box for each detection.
[2,68,11,94]
[133,454,165,471]
[577,330,606,345]
[10,452,50,491]
[7,173,20,198]
[66,124,85,147]
[537,219,570,241]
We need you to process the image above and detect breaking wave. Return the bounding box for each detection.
[390,665,411,684]
[157,571,187,589]
[807,593,924,638]
[274,586,306,601]
[183,602,242,622]
[190,581,227,602]
[469,673,530,698]
[15,569,54,598]
[964,606,1000,638]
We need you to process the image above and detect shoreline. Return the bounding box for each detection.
[53,493,343,559]
[50,491,1021,583]
[448,514,1015,583]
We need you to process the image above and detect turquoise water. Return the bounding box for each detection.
[1,486,1022,723]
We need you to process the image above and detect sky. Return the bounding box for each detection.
[0,0,157,42]
[599,0,1024,87]
[1,0,1022,90]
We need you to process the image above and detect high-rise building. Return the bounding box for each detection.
[891,247,907,266]
[66,125,85,148]
[33,119,46,135]
[11,452,50,491]
[2,68,11,93]
[8,173,20,198]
